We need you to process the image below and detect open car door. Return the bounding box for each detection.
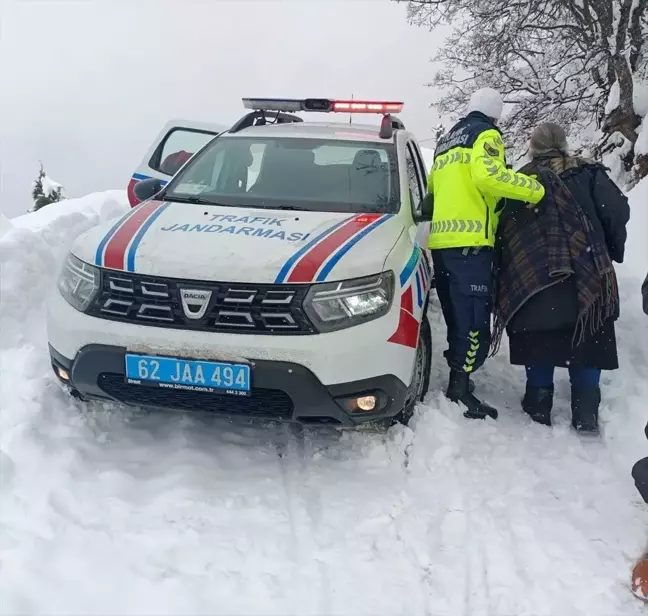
[127,118,229,207]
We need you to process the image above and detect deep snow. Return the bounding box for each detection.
[0,184,647,616]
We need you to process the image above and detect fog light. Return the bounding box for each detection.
[56,367,70,382]
[356,395,377,412]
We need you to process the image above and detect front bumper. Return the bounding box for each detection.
[50,344,408,427]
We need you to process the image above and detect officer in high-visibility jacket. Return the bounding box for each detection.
[427,88,545,420]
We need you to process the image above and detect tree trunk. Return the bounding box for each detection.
[603,55,641,143]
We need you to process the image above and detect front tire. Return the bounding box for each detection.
[393,316,432,426]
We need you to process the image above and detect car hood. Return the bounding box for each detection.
[74,201,401,284]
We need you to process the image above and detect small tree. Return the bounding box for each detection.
[32,163,64,211]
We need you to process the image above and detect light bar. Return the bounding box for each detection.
[242,98,305,113]
[242,98,404,115]
[332,100,404,114]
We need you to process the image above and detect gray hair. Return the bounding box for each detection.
[529,122,569,157]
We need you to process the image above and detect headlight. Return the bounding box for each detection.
[57,253,100,312]
[304,271,394,333]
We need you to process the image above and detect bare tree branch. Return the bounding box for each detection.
[393,0,647,177]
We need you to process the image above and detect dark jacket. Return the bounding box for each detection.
[643,273,648,315]
[499,154,629,369]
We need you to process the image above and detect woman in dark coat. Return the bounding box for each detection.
[491,122,630,433]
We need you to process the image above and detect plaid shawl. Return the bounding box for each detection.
[491,155,619,355]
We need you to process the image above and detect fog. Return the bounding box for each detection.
[0,0,446,217]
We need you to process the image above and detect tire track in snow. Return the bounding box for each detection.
[274,424,332,616]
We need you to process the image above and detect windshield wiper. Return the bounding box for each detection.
[164,194,229,206]
[252,204,310,211]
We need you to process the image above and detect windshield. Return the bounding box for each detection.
[164,135,400,214]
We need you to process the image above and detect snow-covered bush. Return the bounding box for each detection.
[32,163,65,212]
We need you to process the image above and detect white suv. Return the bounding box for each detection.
[47,98,434,427]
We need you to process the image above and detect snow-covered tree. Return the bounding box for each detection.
[32,163,64,211]
[395,0,648,183]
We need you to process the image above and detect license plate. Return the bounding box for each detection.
[124,353,251,397]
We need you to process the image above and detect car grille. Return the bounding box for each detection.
[86,271,315,335]
[97,373,294,419]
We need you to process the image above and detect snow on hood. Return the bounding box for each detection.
[73,202,402,284]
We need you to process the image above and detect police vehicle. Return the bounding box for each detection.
[46,97,435,427]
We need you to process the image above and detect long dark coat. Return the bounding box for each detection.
[501,153,630,370]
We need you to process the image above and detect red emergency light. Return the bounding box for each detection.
[332,101,404,114]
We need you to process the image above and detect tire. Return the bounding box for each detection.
[393,315,432,426]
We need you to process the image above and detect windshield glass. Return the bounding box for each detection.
[164,136,400,214]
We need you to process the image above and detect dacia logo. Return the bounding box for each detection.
[179,289,212,319]
[182,291,210,301]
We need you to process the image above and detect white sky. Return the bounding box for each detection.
[0,0,448,217]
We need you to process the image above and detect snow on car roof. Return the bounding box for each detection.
[224,121,397,143]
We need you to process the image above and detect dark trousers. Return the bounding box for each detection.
[432,247,493,373]
[525,365,601,388]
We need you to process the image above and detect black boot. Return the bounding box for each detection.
[446,370,498,420]
[444,350,473,392]
[571,385,601,434]
[522,385,554,426]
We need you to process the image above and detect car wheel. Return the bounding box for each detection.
[393,315,432,426]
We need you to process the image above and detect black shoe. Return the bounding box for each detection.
[522,385,554,426]
[571,385,601,434]
[446,370,498,420]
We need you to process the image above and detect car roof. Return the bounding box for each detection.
[223,121,400,144]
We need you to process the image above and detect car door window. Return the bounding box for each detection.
[153,129,218,176]
[405,142,424,215]
[410,142,429,190]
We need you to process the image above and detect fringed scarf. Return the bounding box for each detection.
[491,155,619,355]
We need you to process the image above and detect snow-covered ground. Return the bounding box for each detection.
[1,183,647,616]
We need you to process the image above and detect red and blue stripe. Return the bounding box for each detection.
[275,213,394,284]
[389,245,432,348]
[399,245,421,287]
[95,200,169,271]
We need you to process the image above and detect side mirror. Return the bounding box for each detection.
[414,193,434,223]
[133,177,164,202]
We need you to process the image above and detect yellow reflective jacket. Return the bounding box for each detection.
[427,112,545,249]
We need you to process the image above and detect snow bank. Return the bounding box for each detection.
[0,212,12,240]
[595,176,648,478]
[11,190,126,230]
[0,191,128,350]
[621,176,648,278]
[1,186,648,616]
